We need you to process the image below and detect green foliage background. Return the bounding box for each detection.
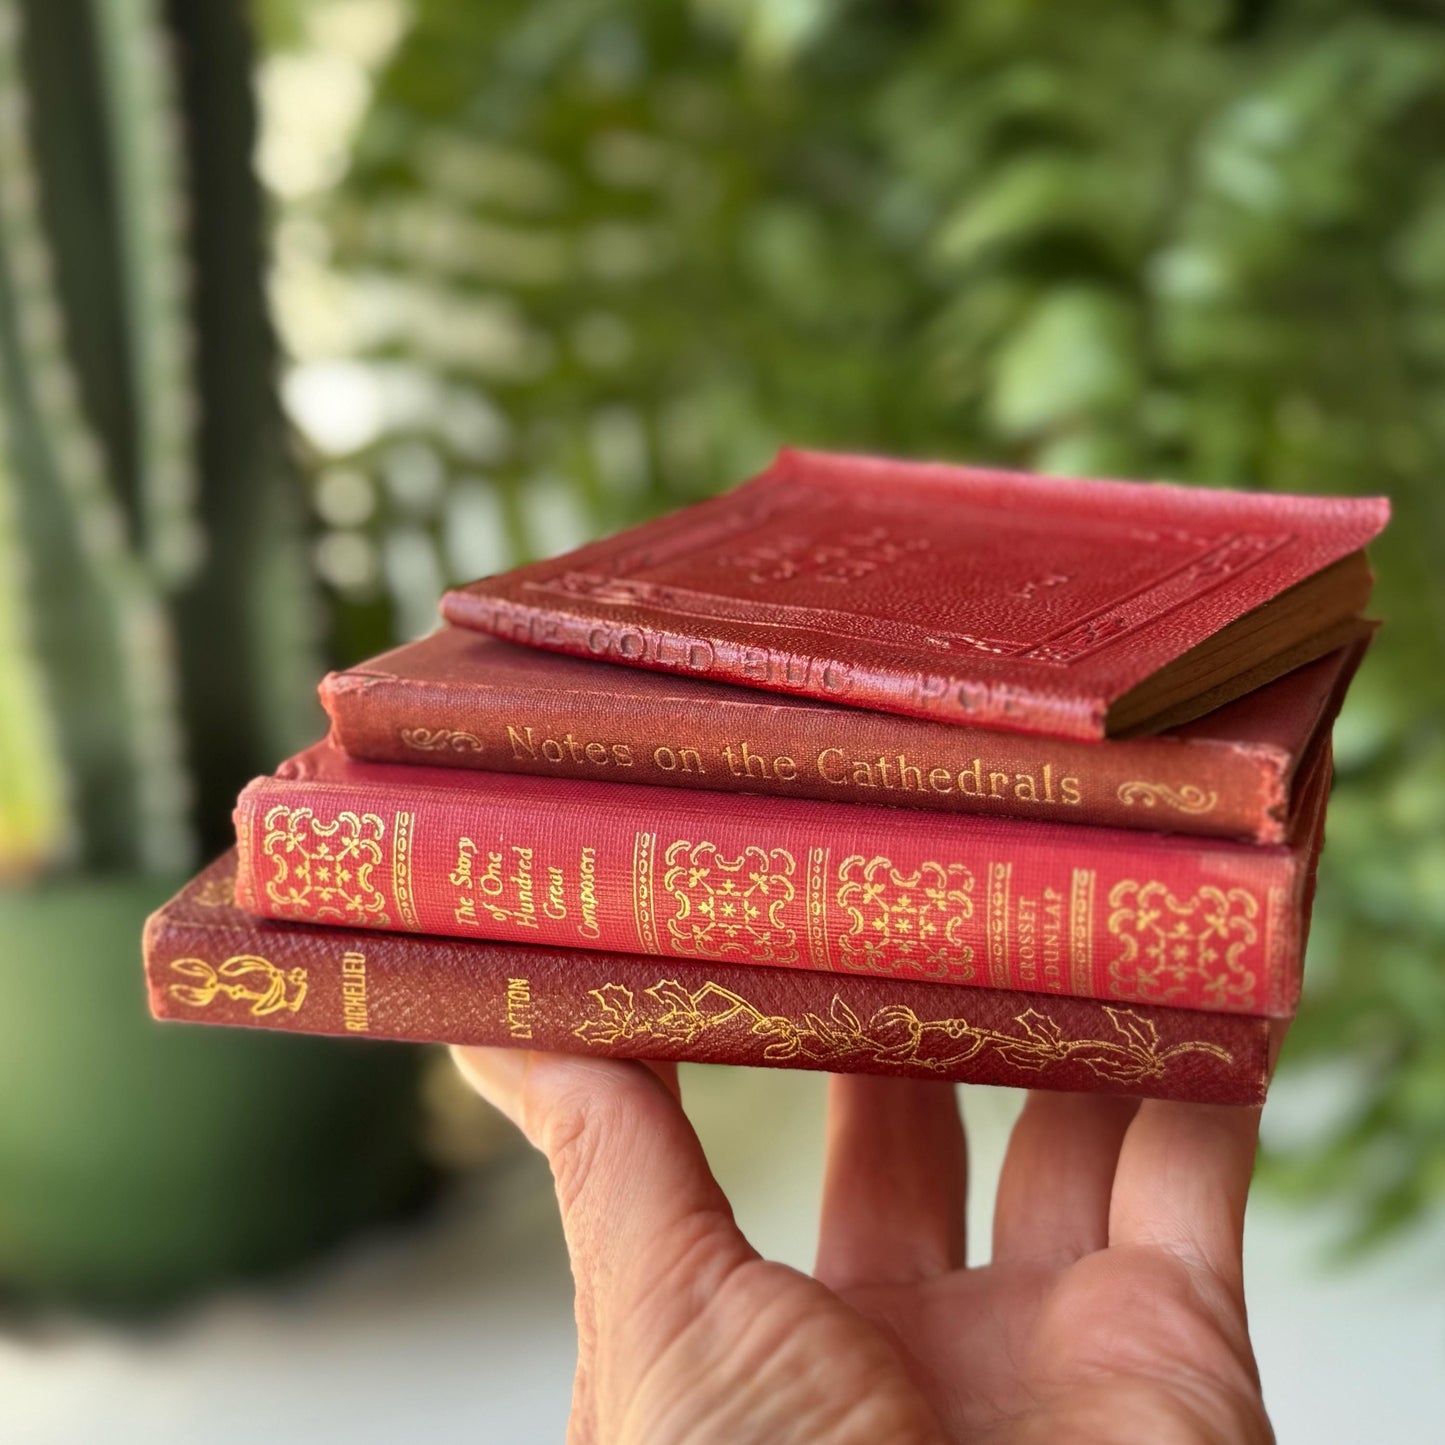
[278,0,1445,1250]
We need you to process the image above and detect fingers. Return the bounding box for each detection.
[452,1047,754,1316]
[814,1074,967,1291]
[1109,1100,1262,1288]
[992,1091,1140,1265]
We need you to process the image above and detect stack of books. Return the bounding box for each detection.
[145,451,1388,1106]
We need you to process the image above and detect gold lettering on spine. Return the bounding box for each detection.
[987,862,1012,988]
[341,952,370,1032]
[1070,869,1096,996]
[806,847,832,971]
[633,831,660,954]
[505,976,533,1039]
[392,811,419,929]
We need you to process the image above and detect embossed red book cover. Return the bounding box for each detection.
[441,449,1387,740]
[148,853,1285,1104]
[322,626,1368,844]
[233,736,1332,1015]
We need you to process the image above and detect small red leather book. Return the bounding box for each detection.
[233,733,1332,1015]
[441,449,1388,740]
[321,625,1369,844]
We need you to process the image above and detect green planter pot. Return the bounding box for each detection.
[0,873,431,1309]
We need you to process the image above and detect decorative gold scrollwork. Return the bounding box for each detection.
[260,804,391,927]
[660,840,799,965]
[1116,781,1219,815]
[1106,879,1259,1008]
[399,727,484,754]
[574,978,1231,1085]
[836,854,975,980]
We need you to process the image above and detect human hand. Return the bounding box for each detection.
[452,1048,1273,1445]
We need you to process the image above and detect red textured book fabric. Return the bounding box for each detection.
[441,449,1388,740]
[149,854,1284,1104]
[233,736,1333,1015]
[322,625,1369,844]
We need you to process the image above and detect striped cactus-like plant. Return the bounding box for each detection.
[0,0,317,875]
[0,0,428,1307]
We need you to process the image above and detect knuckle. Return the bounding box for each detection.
[528,1079,629,1216]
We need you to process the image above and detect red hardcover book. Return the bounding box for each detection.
[322,625,1369,844]
[148,854,1285,1104]
[441,449,1387,741]
[233,735,1333,1016]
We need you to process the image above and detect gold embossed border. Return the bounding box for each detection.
[806,846,832,970]
[392,811,419,929]
[987,862,1012,988]
[1070,868,1096,996]
[633,831,660,954]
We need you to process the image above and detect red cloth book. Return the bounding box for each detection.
[148,853,1285,1104]
[233,734,1332,1016]
[322,625,1369,844]
[441,449,1387,741]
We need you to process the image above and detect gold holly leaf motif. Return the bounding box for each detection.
[644,979,711,1044]
[647,979,698,1013]
[573,983,637,1046]
[1015,1008,1065,1046]
[1106,1007,1161,1056]
[569,978,1235,1087]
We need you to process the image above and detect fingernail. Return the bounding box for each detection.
[451,1045,529,1125]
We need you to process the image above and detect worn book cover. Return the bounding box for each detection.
[148,853,1285,1104]
[322,625,1369,844]
[233,733,1332,1015]
[441,449,1387,740]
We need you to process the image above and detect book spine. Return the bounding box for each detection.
[441,587,1103,741]
[234,772,1304,1014]
[145,900,1277,1105]
[322,670,1285,843]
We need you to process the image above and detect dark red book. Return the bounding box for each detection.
[322,625,1369,844]
[441,449,1387,741]
[233,734,1332,1016]
[148,854,1285,1104]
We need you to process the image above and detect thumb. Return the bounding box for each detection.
[452,1047,755,1366]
